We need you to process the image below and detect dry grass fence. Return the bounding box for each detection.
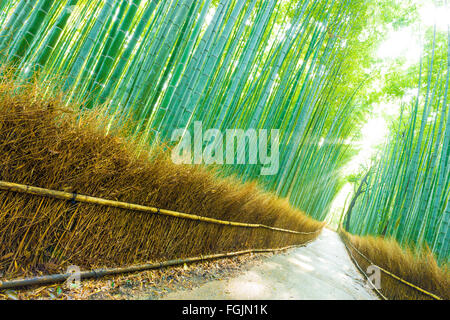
[339,229,449,300]
[0,73,323,280]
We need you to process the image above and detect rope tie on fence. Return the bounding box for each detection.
[0,180,321,236]
[339,231,442,300]
[70,192,77,205]
[92,269,100,279]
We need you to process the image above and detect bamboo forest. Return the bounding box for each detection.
[0,0,448,303]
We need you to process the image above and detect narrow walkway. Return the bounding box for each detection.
[161,229,378,300]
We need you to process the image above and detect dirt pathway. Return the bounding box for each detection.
[160,229,378,300]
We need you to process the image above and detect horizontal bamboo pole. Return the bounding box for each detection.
[0,180,320,235]
[0,243,314,290]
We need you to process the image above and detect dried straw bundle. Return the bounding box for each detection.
[340,230,449,300]
[0,75,323,279]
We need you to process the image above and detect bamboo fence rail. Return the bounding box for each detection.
[338,229,443,300]
[0,241,315,290]
[0,180,321,235]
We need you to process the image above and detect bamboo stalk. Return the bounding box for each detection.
[0,0,366,223]
[0,242,313,290]
[0,180,320,235]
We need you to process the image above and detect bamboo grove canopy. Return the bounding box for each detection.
[0,0,371,221]
[345,27,450,265]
